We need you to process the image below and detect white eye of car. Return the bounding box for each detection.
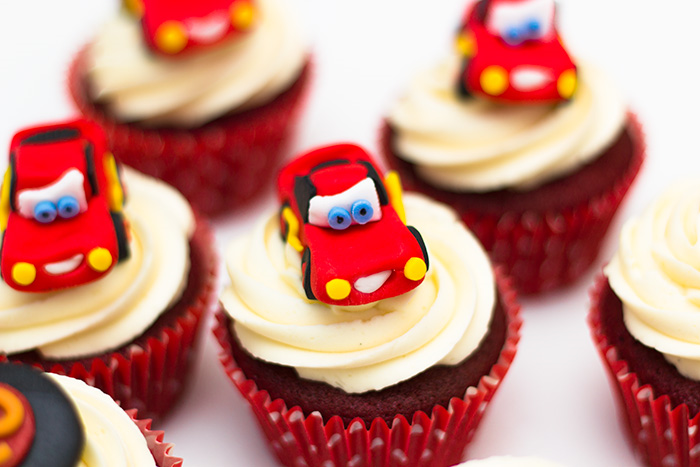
[16,169,89,223]
[308,178,382,230]
[487,0,555,45]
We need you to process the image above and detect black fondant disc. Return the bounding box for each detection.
[0,364,84,467]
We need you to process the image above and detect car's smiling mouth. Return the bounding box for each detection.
[354,270,391,294]
[44,254,84,275]
[186,12,229,44]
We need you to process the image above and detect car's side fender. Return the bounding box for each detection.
[384,171,406,224]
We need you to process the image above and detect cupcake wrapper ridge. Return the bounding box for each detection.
[4,215,219,423]
[69,48,312,217]
[589,274,700,467]
[128,409,183,467]
[215,267,521,467]
[381,113,646,295]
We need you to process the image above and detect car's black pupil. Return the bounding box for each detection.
[336,216,344,224]
[360,208,366,216]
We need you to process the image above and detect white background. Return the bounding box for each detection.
[0,1,698,466]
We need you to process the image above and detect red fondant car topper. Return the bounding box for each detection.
[126,0,257,56]
[456,0,577,103]
[0,119,130,292]
[278,144,429,307]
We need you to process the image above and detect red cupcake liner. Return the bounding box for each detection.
[6,215,219,423]
[381,113,646,295]
[68,48,312,217]
[589,274,700,467]
[214,267,521,467]
[128,409,183,467]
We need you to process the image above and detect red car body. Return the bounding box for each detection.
[457,0,577,103]
[0,120,129,292]
[133,0,256,56]
[278,144,429,307]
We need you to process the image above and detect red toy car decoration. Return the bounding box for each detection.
[278,144,429,307]
[456,0,577,103]
[125,0,257,56]
[0,120,130,292]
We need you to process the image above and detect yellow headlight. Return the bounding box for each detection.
[87,248,113,272]
[11,262,36,286]
[155,21,188,54]
[480,66,509,96]
[326,279,351,301]
[404,257,427,282]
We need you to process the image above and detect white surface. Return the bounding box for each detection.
[0,1,698,466]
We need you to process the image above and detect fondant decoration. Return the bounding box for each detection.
[135,0,257,56]
[456,0,577,103]
[0,119,130,292]
[0,383,34,467]
[0,364,83,467]
[278,144,429,306]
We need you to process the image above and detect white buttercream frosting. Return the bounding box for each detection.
[454,456,566,467]
[605,179,700,380]
[0,168,194,359]
[49,374,156,467]
[87,0,307,127]
[221,194,495,393]
[388,56,627,191]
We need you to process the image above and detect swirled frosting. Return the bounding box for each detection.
[455,457,565,467]
[388,56,627,191]
[49,374,156,467]
[606,179,700,380]
[0,168,193,359]
[86,0,307,127]
[221,194,495,393]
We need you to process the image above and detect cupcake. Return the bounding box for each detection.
[590,179,700,466]
[0,119,218,422]
[382,0,644,294]
[0,362,181,466]
[214,144,521,467]
[69,0,311,216]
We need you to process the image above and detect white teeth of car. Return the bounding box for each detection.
[44,254,84,275]
[511,66,553,91]
[187,13,229,43]
[354,271,391,294]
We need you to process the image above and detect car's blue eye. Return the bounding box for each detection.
[34,201,57,224]
[328,207,351,230]
[57,196,80,219]
[351,199,374,225]
[527,19,540,35]
[504,26,522,45]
